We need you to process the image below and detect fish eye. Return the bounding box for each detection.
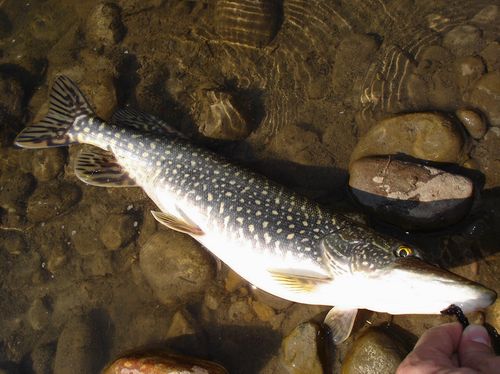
[396,246,414,257]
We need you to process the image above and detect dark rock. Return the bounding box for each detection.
[481,42,500,72]
[279,322,323,374]
[350,113,466,165]
[0,171,35,209]
[0,73,24,117]
[0,230,27,256]
[467,71,500,127]
[139,230,215,305]
[27,182,81,223]
[30,343,56,374]
[341,326,411,374]
[99,213,137,250]
[53,315,105,374]
[456,108,487,140]
[32,148,66,182]
[85,3,125,48]
[349,157,474,230]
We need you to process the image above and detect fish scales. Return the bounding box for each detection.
[15,76,497,344]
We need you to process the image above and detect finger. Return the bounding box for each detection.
[459,324,500,373]
[397,323,463,373]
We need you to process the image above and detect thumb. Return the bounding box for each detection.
[458,324,500,373]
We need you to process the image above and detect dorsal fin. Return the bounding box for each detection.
[75,147,137,187]
[110,108,186,138]
[15,75,95,148]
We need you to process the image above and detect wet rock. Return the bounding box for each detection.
[252,288,293,311]
[350,113,465,165]
[32,148,66,182]
[341,327,411,374]
[27,182,81,223]
[27,298,51,331]
[468,71,500,127]
[53,315,104,374]
[167,310,196,338]
[30,12,58,42]
[99,213,137,250]
[0,231,27,256]
[471,127,500,187]
[349,157,474,229]
[0,171,35,209]
[139,230,215,305]
[480,42,500,72]
[194,90,252,140]
[443,25,483,57]
[103,353,228,374]
[137,208,158,246]
[85,3,125,48]
[454,56,485,94]
[227,299,254,323]
[279,322,322,374]
[472,5,499,24]
[0,73,24,117]
[30,343,56,374]
[224,268,246,292]
[456,108,487,140]
[46,244,67,274]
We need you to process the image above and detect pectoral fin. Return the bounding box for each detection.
[268,269,331,293]
[151,210,204,236]
[324,307,358,344]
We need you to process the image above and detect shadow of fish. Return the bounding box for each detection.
[15,76,497,344]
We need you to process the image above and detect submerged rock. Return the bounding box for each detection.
[139,231,215,305]
[27,182,81,223]
[349,157,474,229]
[341,326,411,374]
[104,353,228,374]
[442,24,483,57]
[27,297,51,331]
[467,71,500,127]
[85,2,125,48]
[350,113,465,165]
[32,148,66,182]
[279,322,323,374]
[30,343,56,374]
[99,213,138,251]
[456,108,487,140]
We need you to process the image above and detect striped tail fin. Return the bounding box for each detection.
[15,75,95,148]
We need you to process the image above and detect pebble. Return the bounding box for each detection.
[103,353,228,374]
[472,5,499,24]
[224,268,246,293]
[32,148,66,182]
[279,322,323,374]
[454,56,485,94]
[30,343,56,374]
[27,298,51,331]
[27,182,81,223]
[99,213,137,250]
[0,231,27,256]
[139,231,214,305]
[0,171,35,209]
[53,315,104,374]
[481,42,500,72]
[195,90,252,140]
[0,73,24,118]
[442,24,483,57]
[471,128,500,187]
[349,157,474,229]
[350,113,465,165]
[456,108,487,139]
[85,3,125,48]
[341,327,411,374]
[468,71,500,127]
[166,310,196,338]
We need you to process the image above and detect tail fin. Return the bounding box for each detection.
[15,75,95,148]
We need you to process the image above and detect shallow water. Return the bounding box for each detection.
[0,0,499,373]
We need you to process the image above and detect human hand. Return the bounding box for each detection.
[397,322,500,373]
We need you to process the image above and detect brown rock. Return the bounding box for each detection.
[456,109,487,140]
[454,56,485,94]
[31,343,56,374]
[139,231,215,305]
[85,3,125,48]
[27,298,51,331]
[166,310,196,338]
[99,213,137,250]
[0,73,24,117]
[224,268,246,293]
[471,127,500,187]
[442,25,483,57]
[468,71,500,127]
[32,148,66,182]
[350,113,465,165]
[0,230,27,256]
[341,326,411,374]
[472,5,499,24]
[0,171,35,209]
[349,157,474,229]
[279,322,323,374]
[27,182,81,223]
[480,42,500,72]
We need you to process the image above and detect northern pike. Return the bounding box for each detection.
[15,76,497,343]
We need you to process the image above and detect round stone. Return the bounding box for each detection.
[27,182,81,223]
[32,148,66,182]
[279,322,323,374]
[85,3,125,48]
[456,108,487,139]
[442,24,483,57]
[99,213,137,251]
[468,71,500,127]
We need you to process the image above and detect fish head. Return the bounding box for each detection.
[321,225,497,315]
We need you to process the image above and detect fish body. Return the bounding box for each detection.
[15,76,497,343]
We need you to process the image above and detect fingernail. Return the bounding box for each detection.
[463,324,491,347]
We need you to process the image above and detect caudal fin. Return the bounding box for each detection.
[15,75,95,148]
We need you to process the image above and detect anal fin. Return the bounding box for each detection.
[75,147,137,187]
[151,210,204,236]
[324,307,358,344]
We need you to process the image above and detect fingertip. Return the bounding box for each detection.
[462,324,491,348]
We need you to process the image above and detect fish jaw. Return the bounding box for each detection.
[334,257,497,315]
